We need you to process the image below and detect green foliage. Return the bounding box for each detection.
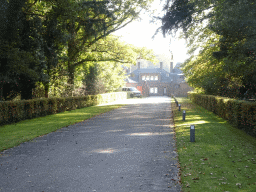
[0,92,127,126]
[84,63,102,95]
[0,0,155,100]
[188,92,256,137]
[0,0,48,100]
[172,97,256,191]
[159,0,256,99]
[0,102,125,152]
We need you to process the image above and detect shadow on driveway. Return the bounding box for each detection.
[0,96,182,192]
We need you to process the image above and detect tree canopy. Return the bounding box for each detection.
[0,0,155,100]
[158,0,256,99]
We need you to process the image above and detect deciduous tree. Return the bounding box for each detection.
[158,0,256,98]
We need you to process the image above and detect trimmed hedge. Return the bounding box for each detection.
[188,92,256,138]
[0,92,126,126]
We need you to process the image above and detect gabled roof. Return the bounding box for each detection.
[125,77,138,83]
[131,68,170,74]
[127,67,185,84]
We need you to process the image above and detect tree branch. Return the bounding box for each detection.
[73,57,130,67]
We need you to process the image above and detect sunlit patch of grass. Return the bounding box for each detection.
[0,104,125,152]
[172,97,256,192]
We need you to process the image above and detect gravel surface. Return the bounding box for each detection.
[0,96,181,192]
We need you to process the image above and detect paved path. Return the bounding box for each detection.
[0,96,181,192]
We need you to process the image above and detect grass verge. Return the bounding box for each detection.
[172,97,256,192]
[0,104,125,152]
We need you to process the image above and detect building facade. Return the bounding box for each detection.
[125,61,192,97]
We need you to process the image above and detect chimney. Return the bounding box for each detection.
[138,62,140,70]
[170,62,173,73]
[160,62,163,70]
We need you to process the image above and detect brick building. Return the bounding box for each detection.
[125,61,192,97]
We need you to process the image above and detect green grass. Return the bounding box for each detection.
[0,104,125,152]
[172,97,256,192]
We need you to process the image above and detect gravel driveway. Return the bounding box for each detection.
[0,96,181,192]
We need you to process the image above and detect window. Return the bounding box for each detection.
[146,76,149,80]
[142,76,145,80]
[151,76,154,80]
[155,75,158,80]
[150,87,158,93]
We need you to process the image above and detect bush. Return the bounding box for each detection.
[188,92,256,137]
[0,92,127,126]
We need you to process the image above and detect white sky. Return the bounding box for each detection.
[113,0,190,64]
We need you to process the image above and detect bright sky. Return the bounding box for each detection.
[113,0,190,64]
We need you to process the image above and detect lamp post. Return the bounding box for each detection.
[190,125,195,142]
[183,110,186,121]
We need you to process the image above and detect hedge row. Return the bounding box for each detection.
[188,92,256,138]
[0,92,127,126]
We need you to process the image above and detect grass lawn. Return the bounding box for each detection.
[172,97,256,192]
[0,104,125,152]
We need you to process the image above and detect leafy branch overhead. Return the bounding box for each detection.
[0,0,154,100]
[158,0,256,99]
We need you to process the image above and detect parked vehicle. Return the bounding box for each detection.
[121,87,142,98]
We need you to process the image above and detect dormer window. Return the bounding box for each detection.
[146,76,149,80]
[142,76,145,80]
[155,75,158,80]
[151,76,154,80]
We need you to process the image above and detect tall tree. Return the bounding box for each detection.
[0,0,155,100]
[76,35,158,96]
[158,0,256,98]
[209,0,256,98]
[0,0,47,100]
[62,0,154,91]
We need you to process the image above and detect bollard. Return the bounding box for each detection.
[190,125,195,142]
[183,110,186,121]
[176,101,178,107]
[178,104,181,111]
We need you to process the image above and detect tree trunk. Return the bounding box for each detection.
[66,20,77,96]
[43,82,49,98]
[67,61,75,96]
[67,61,75,86]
